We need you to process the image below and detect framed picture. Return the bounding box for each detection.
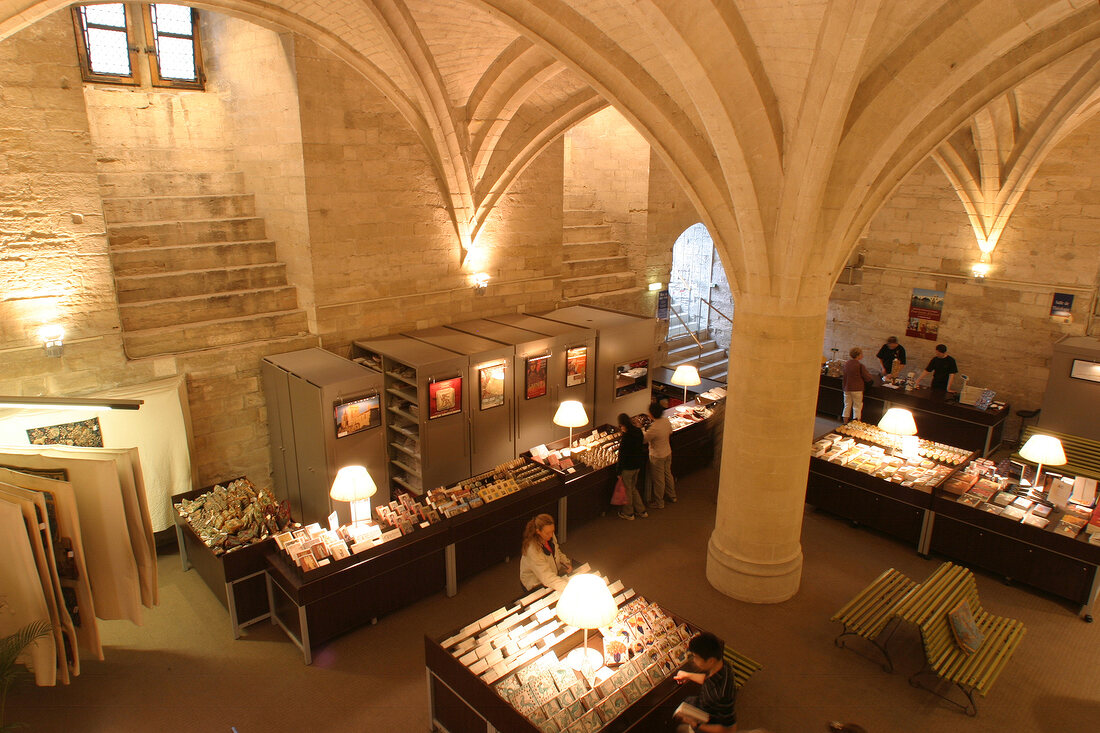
[565,346,587,387]
[525,353,550,400]
[614,358,649,398]
[479,361,506,410]
[429,376,462,419]
[334,393,381,438]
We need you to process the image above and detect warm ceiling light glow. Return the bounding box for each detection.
[648,282,664,291]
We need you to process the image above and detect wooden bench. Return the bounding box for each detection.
[830,567,916,671]
[722,646,763,689]
[1012,426,1100,482]
[892,562,1026,716]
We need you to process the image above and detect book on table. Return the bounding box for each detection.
[674,701,709,724]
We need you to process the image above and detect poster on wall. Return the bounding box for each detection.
[333,394,380,438]
[478,361,506,411]
[26,417,103,447]
[905,288,945,341]
[525,354,550,399]
[1050,293,1074,323]
[428,377,462,419]
[565,346,587,387]
[656,290,670,320]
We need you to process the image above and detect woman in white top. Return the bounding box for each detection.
[519,513,571,592]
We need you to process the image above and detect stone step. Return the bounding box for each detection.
[563,256,630,277]
[110,240,278,276]
[108,216,267,249]
[123,309,310,359]
[665,331,709,352]
[667,340,721,361]
[668,322,703,339]
[115,263,289,303]
[97,171,247,198]
[562,209,604,226]
[102,194,257,225]
[562,271,637,298]
[119,286,300,331]
[95,148,238,175]
[563,223,614,245]
[699,363,727,382]
[563,241,622,259]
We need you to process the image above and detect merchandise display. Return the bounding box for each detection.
[530,428,621,473]
[384,364,423,493]
[439,567,694,732]
[833,420,971,465]
[810,431,956,492]
[667,403,715,431]
[175,478,292,555]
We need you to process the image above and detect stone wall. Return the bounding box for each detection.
[202,13,316,330]
[292,34,562,354]
[826,118,1100,430]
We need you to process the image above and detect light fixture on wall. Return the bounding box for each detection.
[970,251,991,279]
[39,324,65,357]
[648,282,664,291]
[0,396,143,411]
[473,272,490,292]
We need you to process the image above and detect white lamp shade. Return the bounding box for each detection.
[1018,434,1066,466]
[553,400,589,429]
[878,407,918,436]
[330,465,378,502]
[556,574,617,630]
[670,364,701,387]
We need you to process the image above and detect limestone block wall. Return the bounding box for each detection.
[201,13,316,329]
[826,119,1100,427]
[291,35,562,353]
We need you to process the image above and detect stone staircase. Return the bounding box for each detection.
[665,319,728,383]
[98,160,310,359]
[561,194,646,310]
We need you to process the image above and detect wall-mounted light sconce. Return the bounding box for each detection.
[473,272,490,292]
[648,282,664,291]
[970,252,991,279]
[39,324,65,357]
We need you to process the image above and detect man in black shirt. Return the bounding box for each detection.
[674,632,737,731]
[918,343,959,391]
[875,336,906,378]
[614,413,648,520]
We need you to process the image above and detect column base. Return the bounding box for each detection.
[705,533,803,604]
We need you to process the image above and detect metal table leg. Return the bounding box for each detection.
[557,497,568,543]
[445,543,457,597]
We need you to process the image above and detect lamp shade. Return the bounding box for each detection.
[1018,435,1066,466]
[670,364,701,387]
[329,465,377,502]
[553,400,589,429]
[556,574,617,630]
[878,407,918,436]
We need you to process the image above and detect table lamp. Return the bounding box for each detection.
[1018,434,1066,490]
[670,364,701,406]
[553,400,589,448]
[330,465,377,525]
[878,407,918,457]
[556,573,617,673]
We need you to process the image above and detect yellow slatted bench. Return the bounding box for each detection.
[830,567,916,671]
[1012,426,1100,482]
[893,561,1026,716]
[722,646,763,689]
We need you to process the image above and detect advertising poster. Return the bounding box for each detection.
[565,346,587,387]
[333,394,380,438]
[428,377,462,419]
[1050,293,1074,323]
[905,288,945,341]
[478,362,506,411]
[525,354,549,399]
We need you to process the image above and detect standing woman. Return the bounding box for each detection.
[519,513,572,592]
[615,413,648,520]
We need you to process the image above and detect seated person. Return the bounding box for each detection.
[673,632,737,732]
[519,513,572,592]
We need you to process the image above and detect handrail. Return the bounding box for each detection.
[700,298,732,326]
[668,303,703,359]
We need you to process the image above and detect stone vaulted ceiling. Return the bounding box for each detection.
[3,0,1100,305]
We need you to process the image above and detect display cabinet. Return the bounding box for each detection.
[351,335,470,496]
[262,348,387,525]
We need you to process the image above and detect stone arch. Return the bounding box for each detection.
[670,223,734,355]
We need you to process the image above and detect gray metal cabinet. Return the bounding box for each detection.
[351,335,471,494]
[262,348,387,526]
[477,314,597,452]
[405,326,515,476]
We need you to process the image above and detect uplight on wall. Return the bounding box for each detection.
[970,252,991,279]
[39,324,65,357]
[473,272,490,292]
[648,282,664,291]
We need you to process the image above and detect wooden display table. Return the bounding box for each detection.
[817,376,1009,456]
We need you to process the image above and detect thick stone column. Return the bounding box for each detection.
[706,296,828,603]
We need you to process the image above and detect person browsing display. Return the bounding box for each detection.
[875,336,906,379]
[615,413,648,520]
[917,343,959,392]
[519,513,572,592]
[673,632,738,732]
[841,347,873,423]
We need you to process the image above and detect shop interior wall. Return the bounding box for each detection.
[201,12,316,330]
[824,117,1100,432]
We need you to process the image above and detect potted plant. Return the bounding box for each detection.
[1,620,50,731]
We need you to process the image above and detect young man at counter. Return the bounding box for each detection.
[875,336,907,378]
[842,347,873,423]
[673,631,738,732]
[644,402,678,508]
[917,343,959,392]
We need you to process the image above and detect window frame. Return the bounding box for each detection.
[71,4,142,86]
[142,4,205,90]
